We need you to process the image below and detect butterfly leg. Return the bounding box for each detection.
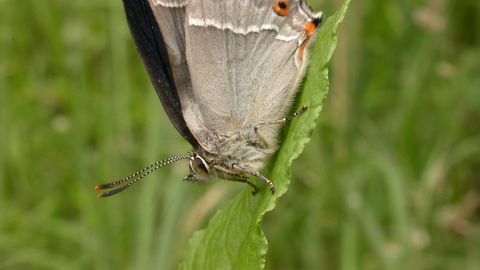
[214,165,259,194]
[254,106,308,149]
[232,164,275,194]
[254,106,308,132]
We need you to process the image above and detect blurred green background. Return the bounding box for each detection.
[1,0,479,269]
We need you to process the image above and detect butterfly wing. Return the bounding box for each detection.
[181,0,322,151]
[130,0,321,152]
[122,0,198,147]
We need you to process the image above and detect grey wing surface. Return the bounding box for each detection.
[123,0,198,147]
[180,0,318,150]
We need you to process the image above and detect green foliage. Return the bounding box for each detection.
[1,0,480,269]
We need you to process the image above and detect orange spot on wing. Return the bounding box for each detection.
[273,1,290,16]
[303,21,317,37]
[299,21,319,59]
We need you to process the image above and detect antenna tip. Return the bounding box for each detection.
[95,185,102,190]
[97,194,105,198]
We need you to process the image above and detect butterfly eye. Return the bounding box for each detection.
[189,156,209,177]
[273,1,290,16]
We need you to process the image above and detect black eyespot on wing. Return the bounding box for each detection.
[312,16,322,27]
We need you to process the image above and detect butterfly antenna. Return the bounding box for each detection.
[95,155,191,198]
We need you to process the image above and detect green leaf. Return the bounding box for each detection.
[179,1,351,269]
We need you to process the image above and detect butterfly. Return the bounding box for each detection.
[96,0,322,197]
